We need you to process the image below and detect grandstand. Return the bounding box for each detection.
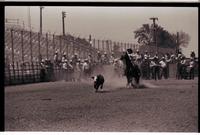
[5,26,99,64]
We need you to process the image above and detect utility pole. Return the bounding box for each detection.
[150,17,158,53]
[176,32,179,55]
[62,11,66,36]
[40,6,44,34]
[22,21,25,29]
[28,7,31,31]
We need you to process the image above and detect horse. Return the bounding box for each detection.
[120,52,141,88]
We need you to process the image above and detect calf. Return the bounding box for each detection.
[91,74,105,92]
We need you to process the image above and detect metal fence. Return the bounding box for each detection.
[4,61,69,86]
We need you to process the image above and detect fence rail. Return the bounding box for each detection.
[4,62,66,86]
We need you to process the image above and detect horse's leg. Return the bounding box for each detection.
[130,77,136,88]
[134,76,140,87]
[100,83,103,90]
[126,75,130,88]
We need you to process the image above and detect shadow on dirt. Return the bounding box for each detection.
[41,98,52,100]
[95,90,110,93]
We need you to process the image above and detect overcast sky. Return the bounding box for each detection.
[5,6,198,57]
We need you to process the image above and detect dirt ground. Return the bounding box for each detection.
[5,77,198,132]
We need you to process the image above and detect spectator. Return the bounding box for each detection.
[159,57,167,79]
[190,51,196,59]
[189,58,195,80]
[180,56,187,79]
[40,59,46,82]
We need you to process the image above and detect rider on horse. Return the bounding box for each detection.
[120,48,141,88]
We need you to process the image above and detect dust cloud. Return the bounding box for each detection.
[91,65,159,90]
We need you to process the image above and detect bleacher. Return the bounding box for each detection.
[5,26,99,64]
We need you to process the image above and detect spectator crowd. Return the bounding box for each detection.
[39,49,197,82]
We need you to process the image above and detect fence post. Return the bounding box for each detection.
[16,62,20,84]
[12,63,15,84]
[53,34,55,54]
[106,40,109,53]
[102,40,104,52]
[119,42,121,52]
[10,29,14,65]
[65,39,68,58]
[27,62,30,83]
[84,47,86,59]
[97,39,100,50]
[93,39,95,49]
[122,42,124,51]
[46,33,49,60]
[77,41,80,58]
[21,30,24,63]
[38,32,42,62]
[30,31,33,62]
[72,40,75,56]
[21,62,24,83]
[110,40,112,52]
[7,64,11,85]
[59,36,62,56]
[10,29,16,83]
[37,62,40,82]
[32,62,35,82]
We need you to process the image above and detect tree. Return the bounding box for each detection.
[134,24,153,46]
[156,27,177,48]
[134,24,177,49]
[177,31,190,48]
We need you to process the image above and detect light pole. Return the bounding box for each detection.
[62,11,66,36]
[150,17,158,53]
[40,6,44,34]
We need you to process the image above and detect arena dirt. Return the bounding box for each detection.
[5,73,198,132]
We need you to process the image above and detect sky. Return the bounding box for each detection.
[5,6,198,57]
